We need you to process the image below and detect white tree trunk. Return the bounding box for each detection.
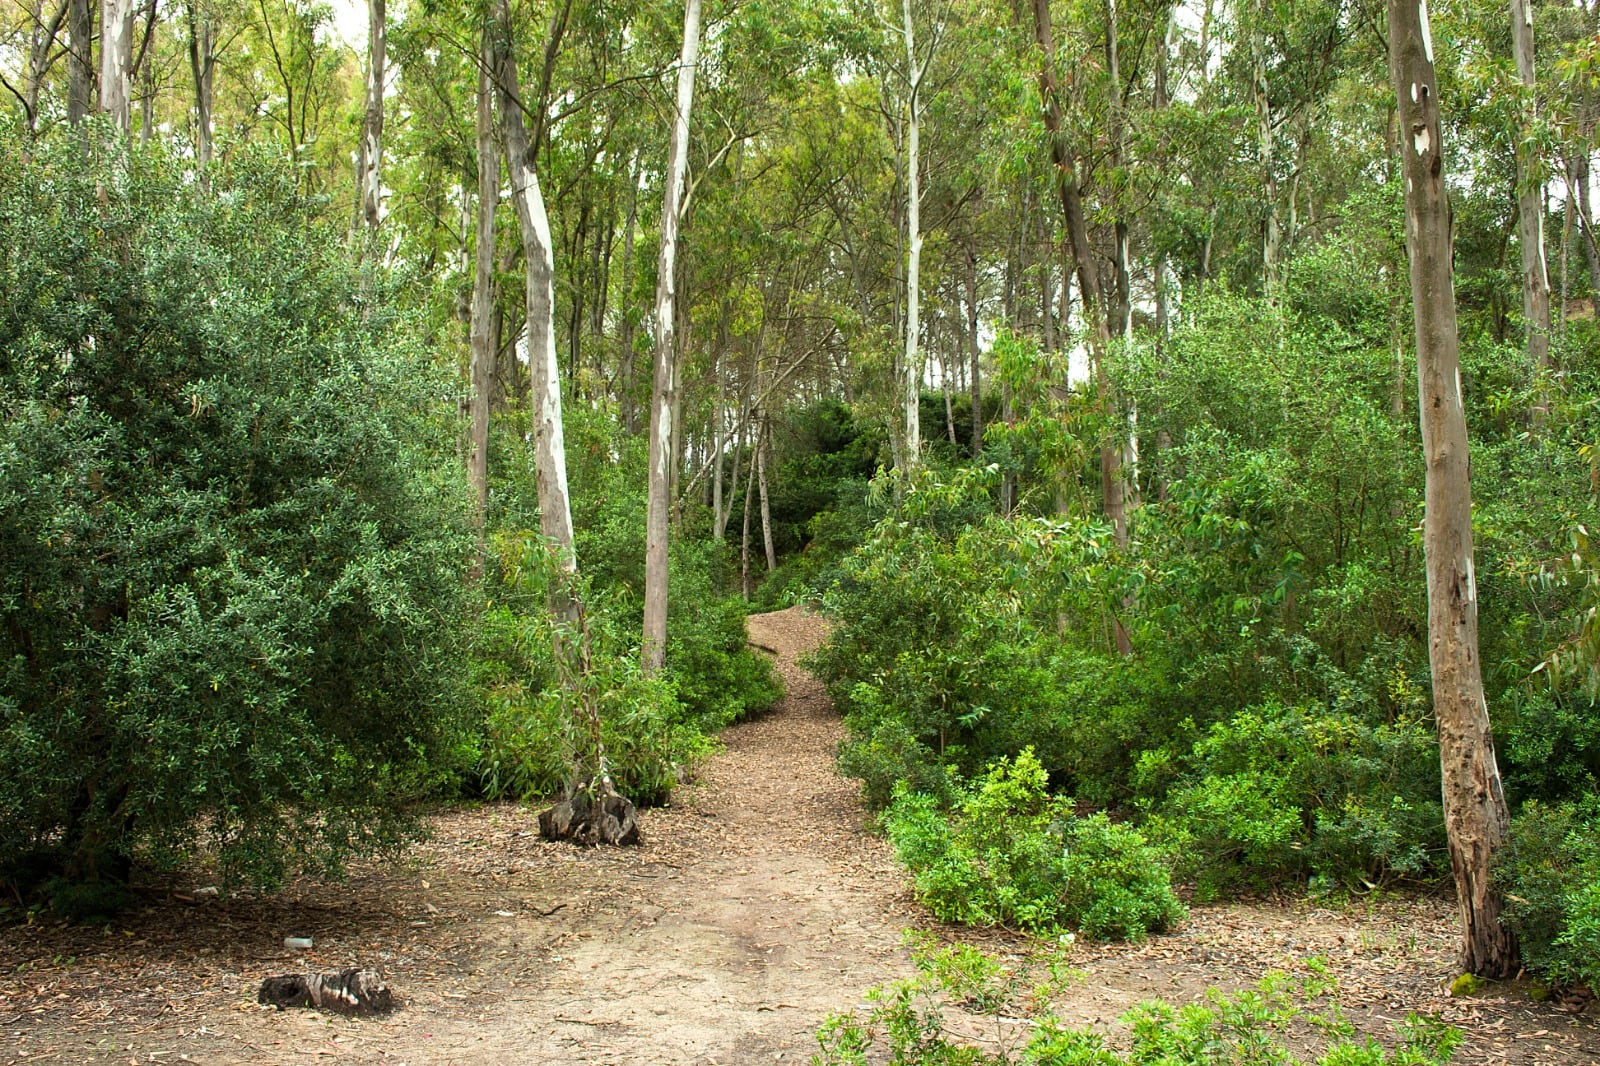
[642,0,703,674]
[901,0,923,472]
[492,2,577,592]
[1390,0,1518,978]
[757,420,776,573]
[357,0,386,229]
[99,0,134,132]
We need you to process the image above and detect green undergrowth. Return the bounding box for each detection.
[812,938,1462,1066]
[882,749,1184,941]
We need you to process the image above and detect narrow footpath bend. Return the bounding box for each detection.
[486,605,922,1063]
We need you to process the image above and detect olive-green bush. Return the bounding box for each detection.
[0,135,473,898]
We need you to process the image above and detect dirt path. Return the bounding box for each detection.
[0,607,923,1065]
[3,607,1598,1065]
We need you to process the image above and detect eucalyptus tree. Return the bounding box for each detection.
[68,0,91,122]
[642,0,703,675]
[491,0,577,582]
[1509,0,1551,375]
[356,0,386,229]
[469,22,497,538]
[186,0,218,175]
[1389,0,1518,978]
[1031,0,1128,607]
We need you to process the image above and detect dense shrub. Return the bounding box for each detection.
[883,750,1184,940]
[1140,700,1444,898]
[0,137,472,894]
[473,416,780,806]
[1497,796,1600,989]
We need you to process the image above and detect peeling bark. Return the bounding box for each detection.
[356,0,386,229]
[99,0,135,132]
[1390,0,1518,978]
[492,0,577,591]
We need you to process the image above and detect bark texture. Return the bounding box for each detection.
[492,1,577,587]
[98,0,134,131]
[356,0,386,229]
[67,0,91,125]
[642,0,703,674]
[187,2,215,177]
[1510,0,1552,376]
[468,25,498,543]
[1390,0,1518,978]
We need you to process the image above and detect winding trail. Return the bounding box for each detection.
[0,607,921,1065]
[468,606,921,1063]
[5,608,1600,1064]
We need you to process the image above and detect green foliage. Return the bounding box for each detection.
[473,535,717,806]
[1496,796,1600,988]
[883,751,1184,940]
[812,941,1461,1066]
[0,135,473,892]
[815,468,1136,808]
[472,414,781,807]
[1141,700,1444,898]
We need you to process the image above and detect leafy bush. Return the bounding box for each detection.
[473,535,716,806]
[1141,700,1444,897]
[883,750,1184,940]
[812,939,1461,1066]
[0,136,472,894]
[1497,796,1600,989]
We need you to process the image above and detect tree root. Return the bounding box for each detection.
[539,775,641,846]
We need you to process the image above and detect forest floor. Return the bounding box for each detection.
[2,606,1598,1066]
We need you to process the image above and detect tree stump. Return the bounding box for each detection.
[539,775,641,845]
[258,969,394,1014]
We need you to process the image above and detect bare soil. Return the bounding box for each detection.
[2,606,1596,1065]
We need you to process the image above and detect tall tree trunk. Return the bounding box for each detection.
[900,0,928,473]
[68,0,92,126]
[618,153,641,432]
[1032,0,1129,657]
[187,1,215,182]
[642,0,703,674]
[356,0,386,229]
[133,0,156,143]
[468,25,498,550]
[740,453,756,600]
[1254,0,1281,302]
[944,349,958,446]
[712,351,726,540]
[965,244,983,458]
[1390,0,1518,978]
[1569,152,1600,303]
[492,0,577,590]
[757,420,776,572]
[99,0,134,132]
[1510,0,1551,383]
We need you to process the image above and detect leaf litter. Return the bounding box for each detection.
[0,607,1594,1064]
